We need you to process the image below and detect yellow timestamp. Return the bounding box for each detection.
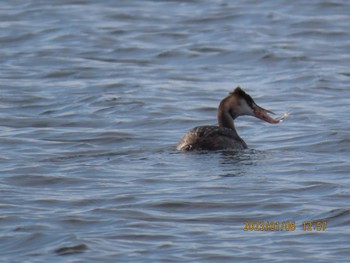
[302,221,327,231]
[243,221,296,231]
[243,221,328,231]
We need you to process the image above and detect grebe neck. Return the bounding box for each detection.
[218,109,234,129]
[218,108,240,137]
[217,95,241,138]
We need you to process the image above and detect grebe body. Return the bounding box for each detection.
[177,87,284,151]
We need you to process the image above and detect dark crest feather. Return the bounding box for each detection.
[230,86,255,108]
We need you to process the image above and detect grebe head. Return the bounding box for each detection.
[232,87,280,124]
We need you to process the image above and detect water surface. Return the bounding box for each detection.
[1,0,350,262]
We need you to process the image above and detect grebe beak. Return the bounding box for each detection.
[253,104,281,124]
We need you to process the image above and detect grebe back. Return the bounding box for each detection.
[177,87,288,151]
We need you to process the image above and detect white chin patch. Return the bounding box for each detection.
[239,99,254,116]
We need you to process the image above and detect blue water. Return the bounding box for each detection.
[1,0,350,262]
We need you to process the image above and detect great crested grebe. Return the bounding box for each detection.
[177,87,288,151]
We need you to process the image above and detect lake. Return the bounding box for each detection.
[1,0,350,262]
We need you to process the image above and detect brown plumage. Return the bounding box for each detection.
[177,87,281,151]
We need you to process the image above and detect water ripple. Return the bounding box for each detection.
[1,0,350,262]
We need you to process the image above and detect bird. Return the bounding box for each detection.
[177,87,287,151]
